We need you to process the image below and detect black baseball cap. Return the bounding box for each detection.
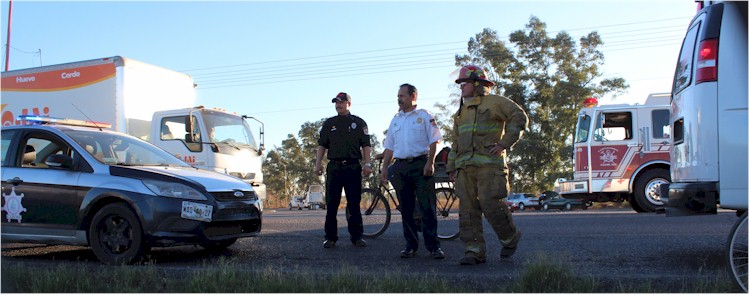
[332,92,351,103]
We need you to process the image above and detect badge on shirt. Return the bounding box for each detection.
[417,118,423,124]
[331,126,337,132]
[351,122,357,130]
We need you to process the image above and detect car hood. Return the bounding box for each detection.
[110,165,253,192]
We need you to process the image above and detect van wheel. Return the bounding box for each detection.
[633,169,669,213]
[89,203,148,265]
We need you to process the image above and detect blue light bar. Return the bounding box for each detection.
[18,115,112,129]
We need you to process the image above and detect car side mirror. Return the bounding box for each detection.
[45,154,74,170]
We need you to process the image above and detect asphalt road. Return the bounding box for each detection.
[1,207,741,291]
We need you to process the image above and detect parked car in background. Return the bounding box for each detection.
[289,196,305,210]
[508,192,540,211]
[540,191,588,211]
[507,200,518,212]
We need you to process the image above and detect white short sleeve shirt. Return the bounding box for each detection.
[383,108,443,159]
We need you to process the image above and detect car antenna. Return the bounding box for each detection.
[72,103,105,131]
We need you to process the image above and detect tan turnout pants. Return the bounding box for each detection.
[455,165,519,259]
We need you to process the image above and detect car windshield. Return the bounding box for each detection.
[65,130,189,167]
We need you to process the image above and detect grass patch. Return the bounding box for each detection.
[1,255,738,293]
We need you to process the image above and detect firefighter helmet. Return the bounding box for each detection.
[455,64,495,86]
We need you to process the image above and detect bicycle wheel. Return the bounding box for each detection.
[435,187,459,240]
[727,211,748,292]
[359,188,390,238]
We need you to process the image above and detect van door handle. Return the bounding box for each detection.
[6,177,23,186]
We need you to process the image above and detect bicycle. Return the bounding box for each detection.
[355,154,460,240]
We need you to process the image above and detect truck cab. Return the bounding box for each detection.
[152,107,267,206]
[558,93,672,212]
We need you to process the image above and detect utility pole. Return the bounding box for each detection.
[4,0,12,71]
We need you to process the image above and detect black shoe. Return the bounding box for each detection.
[429,248,445,259]
[352,239,367,247]
[400,249,417,258]
[323,240,336,248]
[459,252,486,265]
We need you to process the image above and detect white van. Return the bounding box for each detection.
[664,0,747,216]
[663,1,747,292]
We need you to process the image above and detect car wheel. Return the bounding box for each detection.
[519,203,526,211]
[200,238,238,251]
[565,203,572,211]
[543,203,549,211]
[633,169,669,213]
[89,203,148,265]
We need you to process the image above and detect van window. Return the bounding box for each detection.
[652,109,670,139]
[673,22,701,94]
[594,112,633,141]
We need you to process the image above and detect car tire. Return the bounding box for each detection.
[519,203,526,211]
[633,169,669,213]
[89,203,148,265]
[543,203,549,211]
[200,238,238,251]
[565,203,572,211]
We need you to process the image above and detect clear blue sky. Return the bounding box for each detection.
[1,1,696,150]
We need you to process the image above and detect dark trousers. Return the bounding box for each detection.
[389,158,440,251]
[324,162,363,242]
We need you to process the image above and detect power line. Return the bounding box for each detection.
[192,17,693,90]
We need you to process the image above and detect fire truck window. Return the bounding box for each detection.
[575,114,591,143]
[594,112,632,141]
[652,109,670,138]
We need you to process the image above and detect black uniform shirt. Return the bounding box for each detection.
[318,114,371,160]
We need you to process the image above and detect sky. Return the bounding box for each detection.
[0,0,697,151]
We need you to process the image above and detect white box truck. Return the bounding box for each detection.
[1,56,267,204]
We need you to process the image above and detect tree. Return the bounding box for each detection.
[436,16,628,193]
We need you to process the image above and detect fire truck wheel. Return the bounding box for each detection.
[633,169,669,213]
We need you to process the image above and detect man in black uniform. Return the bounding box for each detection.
[315,92,372,248]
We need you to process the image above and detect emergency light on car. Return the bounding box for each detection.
[18,115,112,129]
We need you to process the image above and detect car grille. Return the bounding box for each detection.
[211,190,257,201]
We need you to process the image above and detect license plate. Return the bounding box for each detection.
[181,201,213,222]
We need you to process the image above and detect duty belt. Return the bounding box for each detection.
[395,154,428,163]
[329,158,359,165]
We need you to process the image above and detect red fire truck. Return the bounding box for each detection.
[557,93,671,212]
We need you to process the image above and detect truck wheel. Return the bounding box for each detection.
[633,169,669,213]
[89,203,148,265]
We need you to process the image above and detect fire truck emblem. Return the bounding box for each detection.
[599,147,619,167]
[2,187,27,223]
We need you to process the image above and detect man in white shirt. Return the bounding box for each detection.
[379,83,445,259]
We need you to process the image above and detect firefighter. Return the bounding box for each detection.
[446,65,529,265]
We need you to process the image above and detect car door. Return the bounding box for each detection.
[1,129,86,235]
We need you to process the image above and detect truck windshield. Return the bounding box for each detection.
[203,111,259,151]
[574,113,591,143]
[65,130,190,167]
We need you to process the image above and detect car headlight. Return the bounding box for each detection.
[142,179,207,200]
